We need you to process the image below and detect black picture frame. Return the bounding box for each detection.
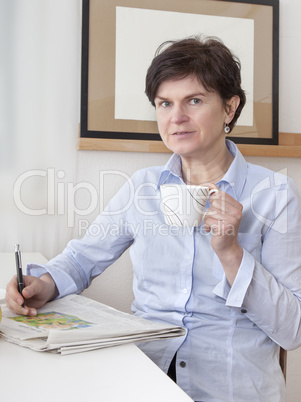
[79,0,279,152]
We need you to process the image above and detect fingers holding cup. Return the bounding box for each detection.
[203,190,243,252]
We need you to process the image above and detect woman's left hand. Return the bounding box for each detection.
[203,189,244,285]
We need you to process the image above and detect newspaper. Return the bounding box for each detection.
[0,294,185,355]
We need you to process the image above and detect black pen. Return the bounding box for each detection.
[15,244,25,307]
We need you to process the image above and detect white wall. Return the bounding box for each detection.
[1,0,301,400]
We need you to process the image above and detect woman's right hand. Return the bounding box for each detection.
[5,273,58,316]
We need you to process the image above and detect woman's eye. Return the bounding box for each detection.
[155,100,170,108]
[190,98,201,105]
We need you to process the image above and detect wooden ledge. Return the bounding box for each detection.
[78,132,301,158]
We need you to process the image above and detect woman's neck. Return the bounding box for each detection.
[181,146,233,185]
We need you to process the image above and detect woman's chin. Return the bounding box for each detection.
[164,141,197,157]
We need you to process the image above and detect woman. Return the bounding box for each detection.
[146,38,245,287]
[6,37,301,401]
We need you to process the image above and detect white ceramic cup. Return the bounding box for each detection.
[160,184,219,227]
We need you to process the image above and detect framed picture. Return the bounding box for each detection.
[79,0,279,152]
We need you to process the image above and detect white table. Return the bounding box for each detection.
[0,340,192,402]
[0,253,192,402]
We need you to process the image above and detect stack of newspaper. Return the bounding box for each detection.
[0,294,185,355]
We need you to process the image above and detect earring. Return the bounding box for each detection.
[224,123,230,134]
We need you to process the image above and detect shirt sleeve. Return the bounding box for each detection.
[213,177,301,350]
[26,173,137,298]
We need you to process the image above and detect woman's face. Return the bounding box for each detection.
[154,75,236,161]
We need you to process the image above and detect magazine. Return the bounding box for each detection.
[0,294,185,355]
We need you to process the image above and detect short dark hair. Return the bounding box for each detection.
[145,36,246,132]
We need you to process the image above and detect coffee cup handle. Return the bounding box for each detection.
[208,188,219,196]
[203,188,219,221]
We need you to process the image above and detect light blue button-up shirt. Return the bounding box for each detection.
[27,140,301,401]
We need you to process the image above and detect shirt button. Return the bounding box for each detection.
[180,361,186,368]
[241,308,247,314]
[183,288,188,294]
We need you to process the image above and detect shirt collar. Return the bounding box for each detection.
[158,140,248,200]
[219,139,248,199]
[158,153,183,188]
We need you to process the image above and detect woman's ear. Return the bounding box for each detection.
[225,96,240,123]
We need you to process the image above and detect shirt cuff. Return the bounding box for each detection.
[26,257,80,299]
[25,263,48,278]
[213,249,255,307]
[25,263,60,299]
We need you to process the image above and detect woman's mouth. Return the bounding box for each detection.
[172,131,194,138]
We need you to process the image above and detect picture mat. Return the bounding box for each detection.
[115,6,254,126]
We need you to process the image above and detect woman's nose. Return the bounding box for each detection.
[170,105,189,124]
